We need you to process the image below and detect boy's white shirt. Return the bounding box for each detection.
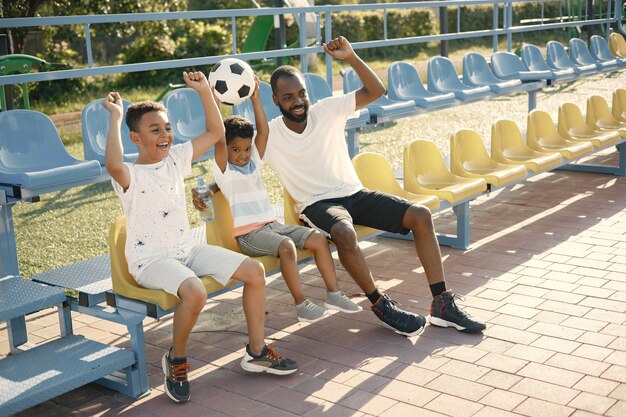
[263,91,363,213]
[111,141,196,278]
[211,145,276,237]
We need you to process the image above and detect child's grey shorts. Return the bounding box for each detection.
[136,243,248,297]
[235,222,315,257]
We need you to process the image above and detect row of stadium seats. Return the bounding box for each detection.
[72,35,626,169]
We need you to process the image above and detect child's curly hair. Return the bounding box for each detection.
[224,115,254,144]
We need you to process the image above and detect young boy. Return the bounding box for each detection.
[210,78,362,323]
[103,71,298,404]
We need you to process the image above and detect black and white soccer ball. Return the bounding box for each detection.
[208,58,256,106]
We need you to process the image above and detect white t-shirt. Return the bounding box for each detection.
[211,145,275,237]
[264,92,363,213]
[112,142,196,278]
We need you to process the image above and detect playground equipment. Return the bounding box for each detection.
[0,54,68,111]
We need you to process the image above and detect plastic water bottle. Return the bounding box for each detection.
[195,176,213,222]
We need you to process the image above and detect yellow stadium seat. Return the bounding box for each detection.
[352,152,440,212]
[526,110,593,160]
[450,129,527,188]
[205,190,313,273]
[491,119,563,172]
[558,102,621,148]
[586,95,626,138]
[609,33,626,58]
[403,139,487,204]
[612,88,626,123]
[109,216,237,312]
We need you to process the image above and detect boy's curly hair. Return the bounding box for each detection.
[224,115,254,144]
[125,100,167,132]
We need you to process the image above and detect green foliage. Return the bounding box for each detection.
[330,9,436,59]
[115,20,230,87]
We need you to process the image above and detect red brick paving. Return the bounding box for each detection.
[4,149,626,416]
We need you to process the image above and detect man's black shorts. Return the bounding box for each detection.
[300,189,413,236]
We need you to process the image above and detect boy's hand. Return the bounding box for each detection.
[191,188,207,211]
[183,71,210,93]
[322,36,355,61]
[103,92,123,116]
[250,75,261,102]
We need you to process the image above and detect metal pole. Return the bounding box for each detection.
[0,34,13,110]
[440,6,449,57]
[274,0,285,66]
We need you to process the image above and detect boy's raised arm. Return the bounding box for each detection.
[249,77,270,158]
[184,71,226,161]
[103,92,131,190]
[323,36,385,110]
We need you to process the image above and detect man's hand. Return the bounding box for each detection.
[183,71,210,93]
[322,36,356,61]
[103,92,123,117]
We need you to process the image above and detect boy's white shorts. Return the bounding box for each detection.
[136,244,248,297]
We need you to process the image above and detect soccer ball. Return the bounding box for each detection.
[208,58,256,106]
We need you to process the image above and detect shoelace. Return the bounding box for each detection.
[303,301,317,311]
[444,292,471,317]
[170,362,190,383]
[265,343,284,365]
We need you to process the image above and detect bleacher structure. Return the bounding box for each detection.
[2,1,626,414]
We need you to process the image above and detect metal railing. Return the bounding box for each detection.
[0,0,622,91]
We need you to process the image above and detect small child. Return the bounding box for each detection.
[209,78,362,323]
[104,71,297,404]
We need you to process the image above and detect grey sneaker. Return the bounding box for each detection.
[324,291,363,313]
[296,299,327,323]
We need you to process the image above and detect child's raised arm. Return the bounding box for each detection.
[183,71,226,161]
[249,77,270,158]
[103,92,131,190]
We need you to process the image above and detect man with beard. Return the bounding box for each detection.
[194,36,486,336]
[264,36,486,336]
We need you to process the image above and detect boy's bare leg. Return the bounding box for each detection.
[231,258,266,355]
[171,277,208,358]
[303,231,339,292]
[277,239,306,305]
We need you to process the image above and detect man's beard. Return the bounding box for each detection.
[279,102,309,123]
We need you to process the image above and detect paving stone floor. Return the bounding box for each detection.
[2,147,626,417]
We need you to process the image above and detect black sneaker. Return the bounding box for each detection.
[371,294,426,337]
[428,290,486,333]
[161,351,190,402]
[240,343,299,375]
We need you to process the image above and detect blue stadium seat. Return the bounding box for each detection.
[426,56,491,101]
[520,44,577,82]
[232,81,282,125]
[546,40,597,76]
[162,88,213,161]
[1,110,102,190]
[461,53,523,94]
[569,38,619,72]
[82,98,138,165]
[490,51,552,82]
[342,68,417,124]
[387,61,455,109]
[589,35,626,67]
[303,72,370,129]
[302,72,332,103]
